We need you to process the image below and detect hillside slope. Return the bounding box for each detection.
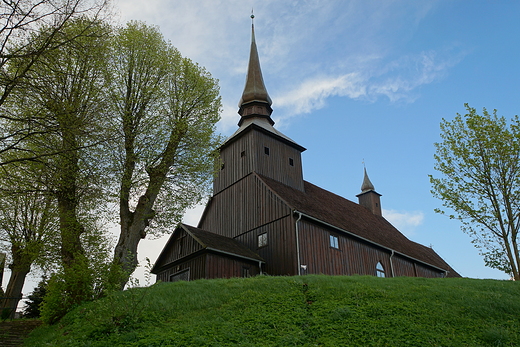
[25,275,519,346]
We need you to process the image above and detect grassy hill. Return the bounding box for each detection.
[25,275,519,346]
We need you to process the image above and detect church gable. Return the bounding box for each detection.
[199,173,293,239]
[151,225,204,273]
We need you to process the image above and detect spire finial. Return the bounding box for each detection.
[251,8,254,20]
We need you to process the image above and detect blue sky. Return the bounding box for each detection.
[113,0,520,282]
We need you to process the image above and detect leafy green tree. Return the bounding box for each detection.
[108,22,222,288]
[23,276,48,318]
[430,104,520,280]
[3,17,114,308]
[0,185,58,319]
[0,0,109,165]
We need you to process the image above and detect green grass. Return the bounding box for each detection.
[24,275,520,346]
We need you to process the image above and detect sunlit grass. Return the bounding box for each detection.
[25,275,520,346]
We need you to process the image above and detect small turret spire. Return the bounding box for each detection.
[361,167,375,192]
[357,166,382,216]
[238,13,274,126]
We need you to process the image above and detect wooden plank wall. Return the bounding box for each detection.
[391,254,416,277]
[298,220,445,278]
[156,254,206,282]
[205,253,261,279]
[214,129,304,194]
[235,216,297,276]
[415,264,445,278]
[201,174,292,239]
[155,228,204,269]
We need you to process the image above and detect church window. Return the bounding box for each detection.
[242,267,251,278]
[264,147,270,155]
[376,262,385,277]
[329,235,339,249]
[289,158,294,166]
[241,150,246,157]
[220,162,225,170]
[258,232,268,247]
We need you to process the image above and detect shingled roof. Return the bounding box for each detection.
[256,173,459,277]
[181,224,264,263]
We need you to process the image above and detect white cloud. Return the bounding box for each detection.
[275,73,367,117]
[382,209,424,237]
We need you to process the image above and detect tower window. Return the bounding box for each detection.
[220,162,225,170]
[289,158,294,166]
[264,147,270,155]
[329,235,339,249]
[241,151,246,157]
[376,262,385,278]
[258,232,268,247]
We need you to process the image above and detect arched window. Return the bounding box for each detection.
[376,262,385,278]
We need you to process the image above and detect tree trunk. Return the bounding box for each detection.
[114,193,156,289]
[114,128,185,289]
[55,124,89,303]
[1,262,30,319]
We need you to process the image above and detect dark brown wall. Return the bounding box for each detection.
[391,254,416,277]
[214,129,304,194]
[200,174,293,239]
[357,191,382,216]
[154,228,204,270]
[297,219,445,278]
[205,253,261,279]
[234,216,298,276]
[156,253,261,282]
[155,254,206,282]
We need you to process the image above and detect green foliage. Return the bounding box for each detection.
[24,275,520,346]
[109,21,223,287]
[430,104,520,279]
[23,276,48,319]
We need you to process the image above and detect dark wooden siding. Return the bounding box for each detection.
[155,254,206,282]
[214,129,304,194]
[415,263,445,278]
[297,219,446,278]
[391,254,416,277]
[154,229,204,269]
[298,220,390,276]
[235,216,297,276]
[200,174,293,239]
[206,253,261,279]
[156,252,262,283]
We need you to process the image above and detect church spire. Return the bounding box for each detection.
[357,167,382,216]
[238,13,274,126]
[360,167,375,192]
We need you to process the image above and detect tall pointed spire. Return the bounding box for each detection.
[238,12,274,126]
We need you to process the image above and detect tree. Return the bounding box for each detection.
[2,17,114,309]
[0,0,110,166]
[108,22,222,288]
[23,276,48,318]
[0,188,58,319]
[430,104,520,280]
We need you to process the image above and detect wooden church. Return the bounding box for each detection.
[151,21,459,282]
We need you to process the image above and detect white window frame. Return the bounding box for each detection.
[258,232,268,247]
[329,234,339,249]
[376,262,386,278]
